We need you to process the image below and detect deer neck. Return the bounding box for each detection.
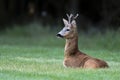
[64,34,79,56]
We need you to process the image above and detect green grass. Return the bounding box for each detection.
[0,23,120,80]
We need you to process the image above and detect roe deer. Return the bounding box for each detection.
[57,14,109,68]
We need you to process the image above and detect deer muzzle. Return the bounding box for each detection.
[56,33,63,38]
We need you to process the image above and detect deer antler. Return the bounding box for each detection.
[66,14,79,23]
[73,14,79,20]
[66,14,73,24]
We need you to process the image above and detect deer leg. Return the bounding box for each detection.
[83,59,99,68]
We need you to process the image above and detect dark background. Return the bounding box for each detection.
[0,0,120,31]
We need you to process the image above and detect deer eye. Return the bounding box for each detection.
[66,29,70,31]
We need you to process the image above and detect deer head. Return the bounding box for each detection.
[57,14,79,39]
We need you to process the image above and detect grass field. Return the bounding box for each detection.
[0,23,120,80]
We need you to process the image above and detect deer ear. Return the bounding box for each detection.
[63,18,68,25]
[71,20,77,28]
[71,20,76,25]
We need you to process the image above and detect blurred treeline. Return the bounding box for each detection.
[0,0,120,31]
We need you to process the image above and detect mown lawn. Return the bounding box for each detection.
[0,24,120,80]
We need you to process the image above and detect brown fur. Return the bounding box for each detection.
[63,31,109,68]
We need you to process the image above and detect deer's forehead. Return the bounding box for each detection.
[64,24,71,28]
[63,26,70,29]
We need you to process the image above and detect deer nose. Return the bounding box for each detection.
[56,34,63,38]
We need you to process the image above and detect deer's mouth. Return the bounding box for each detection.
[56,34,64,38]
